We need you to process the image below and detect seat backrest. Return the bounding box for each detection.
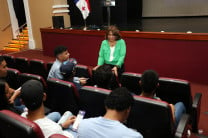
[75,64,91,78]
[49,134,68,138]
[120,72,142,95]
[46,78,80,115]
[127,96,175,138]
[6,68,20,89]
[14,57,29,73]
[2,54,15,68]
[79,86,111,118]
[29,59,47,80]
[0,110,44,138]
[156,77,192,114]
[19,73,47,89]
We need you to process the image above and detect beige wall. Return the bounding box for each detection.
[28,0,54,49]
[0,0,12,50]
[28,0,70,49]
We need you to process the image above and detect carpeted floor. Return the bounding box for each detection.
[1,49,208,137]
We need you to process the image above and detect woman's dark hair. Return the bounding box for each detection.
[105,25,121,41]
[92,64,119,90]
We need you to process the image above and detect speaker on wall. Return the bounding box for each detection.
[52,16,64,29]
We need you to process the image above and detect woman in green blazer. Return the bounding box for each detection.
[94,25,126,77]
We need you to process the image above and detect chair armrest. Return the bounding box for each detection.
[191,93,202,133]
[175,114,190,138]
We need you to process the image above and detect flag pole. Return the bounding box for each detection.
[83,19,87,30]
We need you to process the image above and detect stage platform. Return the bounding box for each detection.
[69,16,208,33]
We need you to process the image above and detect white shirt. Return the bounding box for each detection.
[109,46,115,62]
[21,112,74,138]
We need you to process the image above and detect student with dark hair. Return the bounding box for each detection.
[0,56,21,106]
[77,87,143,138]
[0,80,22,114]
[60,59,87,90]
[48,46,70,79]
[92,64,119,90]
[93,25,126,77]
[20,79,76,138]
[139,70,186,127]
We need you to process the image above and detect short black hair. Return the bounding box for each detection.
[0,56,5,65]
[20,80,44,111]
[104,87,134,111]
[93,64,114,89]
[141,70,159,93]
[54,46,68,57]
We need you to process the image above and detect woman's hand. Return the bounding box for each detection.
[112,66,118,77]
[93,65,100,70]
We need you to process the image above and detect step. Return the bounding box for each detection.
[10,40,28,44]
[17,36,29,41]
[22,30,28,33]
[18,33,28,37]
[3,47,21,52]
[8,43,25,48]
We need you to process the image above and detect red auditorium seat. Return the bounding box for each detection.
[127,96,190,138]
[6,68,20,89]
[2,54,15,68]
[46,78,80,115]
[156,77,202,133]
[120,72,142,95]
[79,86,111,118]
[29,59,47,80]
[0,110,44,138]
[14,57,29,73]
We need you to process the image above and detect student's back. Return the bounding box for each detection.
[78,116,142,138]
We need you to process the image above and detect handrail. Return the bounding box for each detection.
[1,23,11,31]
[15,22,27,33]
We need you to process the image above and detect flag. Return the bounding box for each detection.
[74,0,90,20]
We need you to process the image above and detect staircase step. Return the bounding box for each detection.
[10,40,28,44]
[17,36,29,41]
[22,30,28,33]
[3,47,21,52]
[8,44,25,48]
[18,33,28,37]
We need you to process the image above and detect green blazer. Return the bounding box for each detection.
[97,39,126,67]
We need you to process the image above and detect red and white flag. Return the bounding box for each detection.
[74,0,90,20]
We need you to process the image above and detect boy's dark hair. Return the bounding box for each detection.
[0,56,5,65]
[93,64,119,90]
[54,46,68,57]
[141,70,159,94]
[104,87,134,111]
[20,80,44,111]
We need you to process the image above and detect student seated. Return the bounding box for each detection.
[20,79,77,138]
[0,80,23,114]
[92,64,120,90]
[139,69,186,127]
[77,87,143,138]
[60,60,87,90]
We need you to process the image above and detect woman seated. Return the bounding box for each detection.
[93,25,126,77]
